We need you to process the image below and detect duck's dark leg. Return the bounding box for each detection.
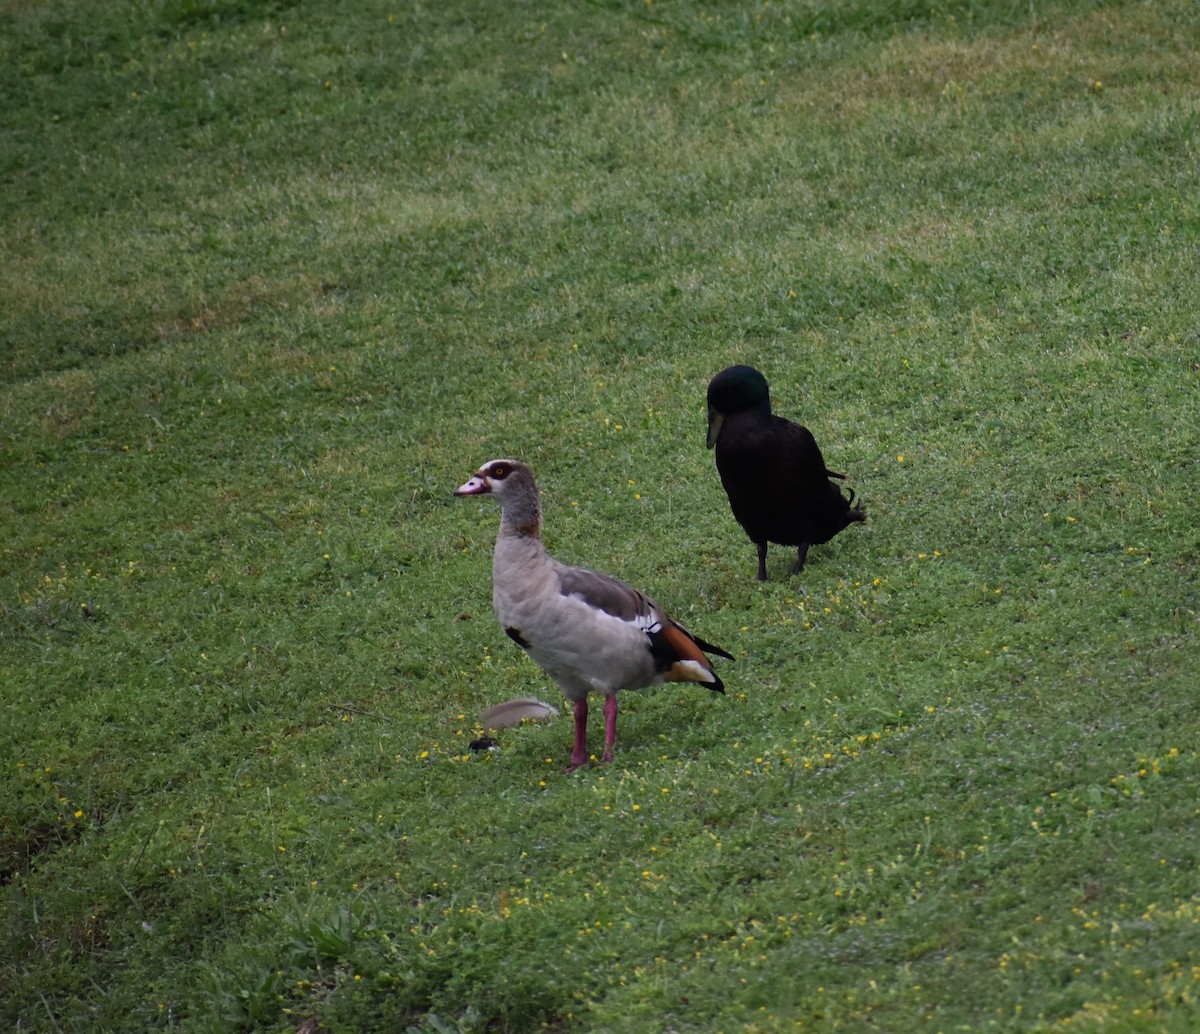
[567,697,589,771]
[756,542,769,581]
[794,542,811,573]
[601,694,618,763]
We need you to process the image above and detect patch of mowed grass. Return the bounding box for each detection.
[3,0,1200,1029]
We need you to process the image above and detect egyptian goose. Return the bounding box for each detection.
[455,459,732,770]
[707,365,865,580]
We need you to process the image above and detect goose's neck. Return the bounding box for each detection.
[499,489,542,541]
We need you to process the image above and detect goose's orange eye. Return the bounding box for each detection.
[490,464,509,478]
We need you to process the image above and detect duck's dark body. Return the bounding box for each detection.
[707,365,865,580]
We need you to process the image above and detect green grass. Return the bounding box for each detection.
[2,0,1199,1030]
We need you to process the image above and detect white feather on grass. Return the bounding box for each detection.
[480,697,561,731]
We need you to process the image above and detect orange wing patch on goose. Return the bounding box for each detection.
[655,623,726,692]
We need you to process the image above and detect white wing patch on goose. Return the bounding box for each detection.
[667,658,718,684]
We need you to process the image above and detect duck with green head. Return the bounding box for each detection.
[706,364,865,580]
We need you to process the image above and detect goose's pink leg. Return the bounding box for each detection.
[567,698,589,771]
[602,694,618,763]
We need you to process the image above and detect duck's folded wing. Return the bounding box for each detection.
[555,564,657,624]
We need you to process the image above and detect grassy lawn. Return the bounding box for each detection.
[2,0,1198,1030]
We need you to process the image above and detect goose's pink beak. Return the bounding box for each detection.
[455,473,490,496]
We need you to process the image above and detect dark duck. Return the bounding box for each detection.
[706,365,865,580]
